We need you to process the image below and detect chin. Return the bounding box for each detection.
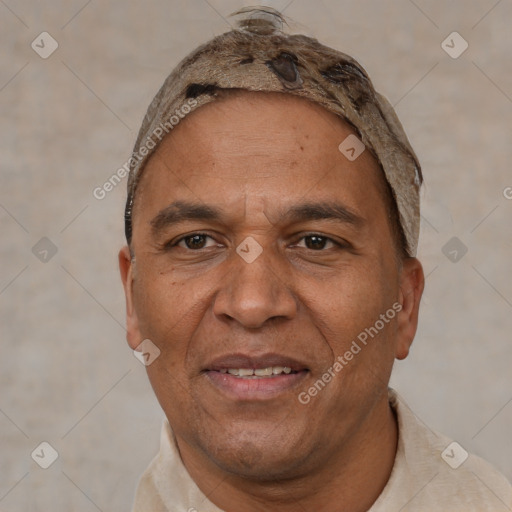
[215,451,307,482]
[199,425,313,481]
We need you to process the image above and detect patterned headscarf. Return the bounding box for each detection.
[124,6,422,256]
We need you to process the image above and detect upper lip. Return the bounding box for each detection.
[204,353,309,372]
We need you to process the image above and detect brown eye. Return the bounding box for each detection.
[177,234,216,250]
[304,235,329,250]
[294,234,337,250]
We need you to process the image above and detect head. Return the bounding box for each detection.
[119,8,424,482]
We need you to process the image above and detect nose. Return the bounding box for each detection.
[212,243,297,329]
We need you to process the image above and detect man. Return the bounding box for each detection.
[119,7,512,511]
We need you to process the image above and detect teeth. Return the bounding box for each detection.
[219,366,296,377]
[254,367,273,376]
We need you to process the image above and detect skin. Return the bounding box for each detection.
[119,90,424,511]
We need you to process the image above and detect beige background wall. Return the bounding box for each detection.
[1,0,511,510]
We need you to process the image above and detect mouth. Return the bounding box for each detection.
[202,353,309,400]
[217,366,297,377]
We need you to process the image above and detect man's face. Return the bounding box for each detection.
[120,91,422,480]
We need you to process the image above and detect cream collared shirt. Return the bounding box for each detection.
[132,389,512,511]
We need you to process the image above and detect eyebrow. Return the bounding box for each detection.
[151,201,222,236]
[150,199,365,236]
[283,202,364,227]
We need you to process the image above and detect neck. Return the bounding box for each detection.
[176,394,398,512]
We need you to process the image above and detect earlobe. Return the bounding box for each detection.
[395,257,425,360]
[118,246,142,350]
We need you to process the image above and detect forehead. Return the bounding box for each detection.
[133,90,389,228]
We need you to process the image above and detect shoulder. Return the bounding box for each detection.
[370,389,512,511]
[131,444,169,512]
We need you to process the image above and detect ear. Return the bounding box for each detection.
[395,257,424,360]
[118,245,142,350]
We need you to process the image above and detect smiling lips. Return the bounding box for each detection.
[220,366,294,377]
[204,353,309,399]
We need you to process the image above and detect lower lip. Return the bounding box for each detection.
[204,370,308,400]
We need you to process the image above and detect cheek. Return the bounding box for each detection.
[134,262,199,325]
[311,261,398,355]
[133,273,202,411]
[131,269,195,362]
